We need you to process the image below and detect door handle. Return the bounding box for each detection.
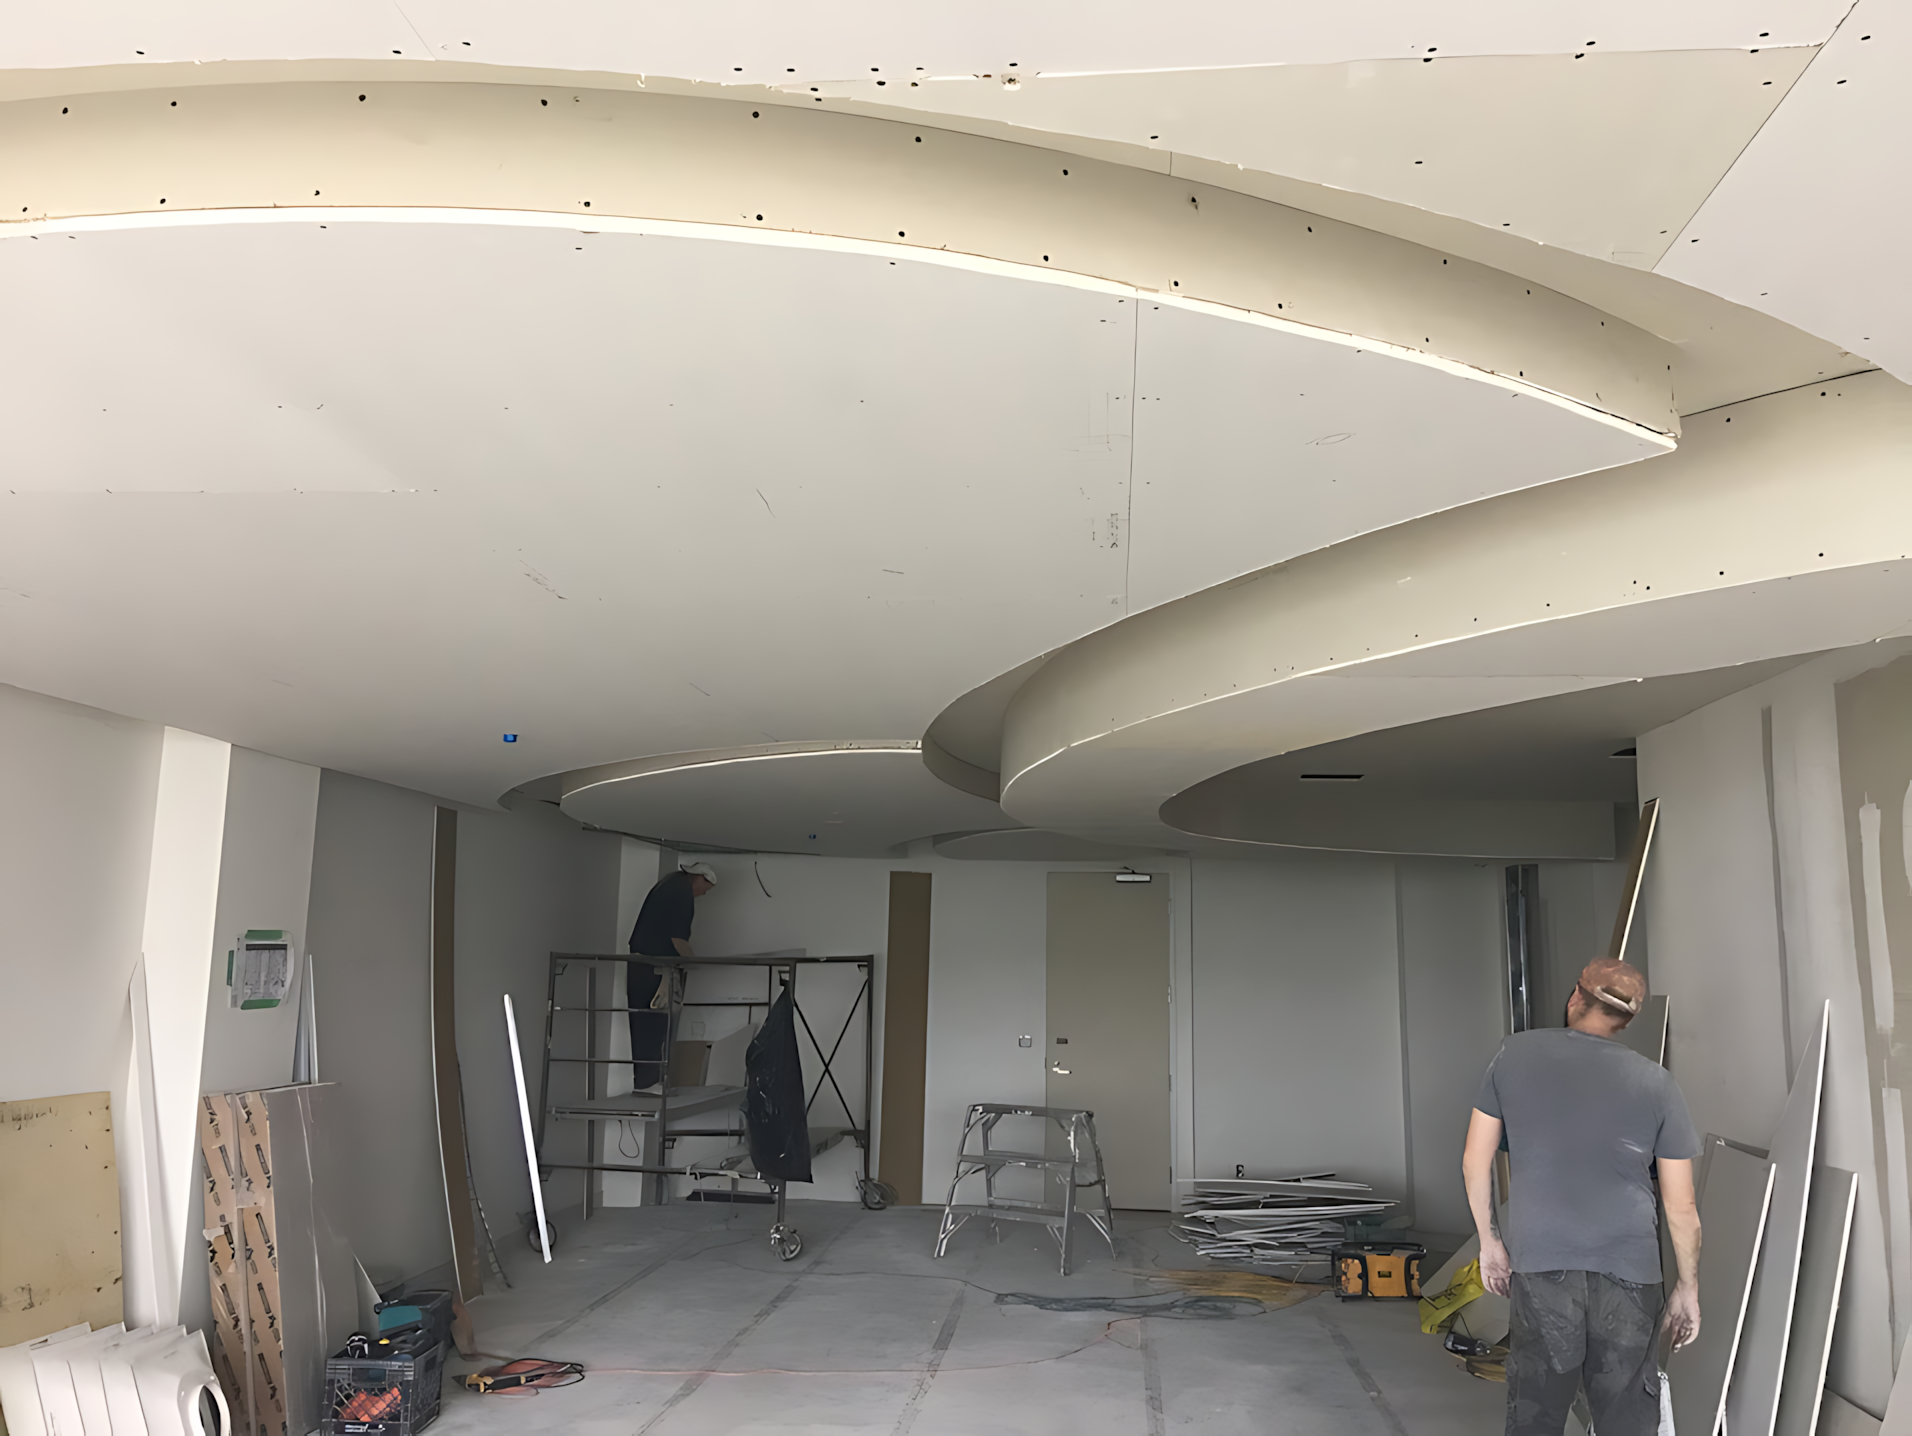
[1049,1062,1072,1075]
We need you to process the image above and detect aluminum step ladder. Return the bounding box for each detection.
[933,1103,1116,1275]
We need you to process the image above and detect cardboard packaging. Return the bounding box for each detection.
[197,1084,356,1436]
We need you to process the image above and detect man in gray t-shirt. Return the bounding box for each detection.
[1463,958,1702,1436]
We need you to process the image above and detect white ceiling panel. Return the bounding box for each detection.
[0,1,1853,77]
[821,49,1814,268]
[1125,300,1665,613]
[1656,1,1909,381]
[0,216,1654,813]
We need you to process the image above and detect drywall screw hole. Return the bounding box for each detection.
[752,111,760,117]
[582,200,590,207]
[159,198,166,204]
[898,230,905,236]
[541,98,548,105]
[62,106,68,113]
[1062,169,1068,175]
[358,94,366,101]
[757,214,763,220]
[170,100,177,106]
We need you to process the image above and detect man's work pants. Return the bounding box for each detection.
[1506,1270,1662,1436]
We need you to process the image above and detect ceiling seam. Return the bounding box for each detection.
[1124,292,1141,613]
[1656,3,1860,266]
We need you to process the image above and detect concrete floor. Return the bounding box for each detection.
[434,1201,1504,1435]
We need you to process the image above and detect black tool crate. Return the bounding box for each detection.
[321,1332,444,1436]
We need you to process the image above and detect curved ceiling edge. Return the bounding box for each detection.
[0,79,1676,437]
[996,369,1912,835]
[555,739,920,801]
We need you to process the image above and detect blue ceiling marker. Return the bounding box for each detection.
[502,733,518,743]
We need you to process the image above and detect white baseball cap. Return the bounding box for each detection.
[681,861,717,884]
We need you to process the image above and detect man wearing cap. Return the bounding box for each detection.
[625,863,717,1087]
[1461,957,1703,1436]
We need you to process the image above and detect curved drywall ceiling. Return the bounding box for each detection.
[0,216,1659,811]
[0,80,1677,439]
[559,742,1009,855]
[0,3,1852,76]
[993,369,1912,843]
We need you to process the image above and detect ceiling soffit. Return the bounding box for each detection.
[0,80,1677,438]
[1658,0,1912,386]
[0,2,1854,78]
[989,370,1912,840]
[1153,657,1810,858]
[0,60,1865,416]
[811,48,1815,272]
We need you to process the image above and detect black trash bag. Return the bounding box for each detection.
[744,986,811,1183]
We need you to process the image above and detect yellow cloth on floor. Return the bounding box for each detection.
[1419,1257,1486,1334]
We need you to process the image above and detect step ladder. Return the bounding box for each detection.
[933,1103,1116,1275]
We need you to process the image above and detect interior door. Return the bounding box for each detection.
[1045,872,1172,1210]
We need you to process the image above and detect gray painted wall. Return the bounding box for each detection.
[1398,859,1505,1236]
[307,769,443,1288]
[453,800,621,1247]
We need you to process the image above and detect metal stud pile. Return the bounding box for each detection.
[1170,1175,1396,1270]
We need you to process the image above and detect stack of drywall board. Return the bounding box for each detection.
[1172,1177,1394,1268]
[196,1083,357,1436]
[1671,1002,1858,1436]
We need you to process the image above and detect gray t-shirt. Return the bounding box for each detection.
[1474,1028,1701,1283]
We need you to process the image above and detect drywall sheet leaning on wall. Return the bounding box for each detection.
[198,1083,357,1436]
[1729,1001,1831,1436]
[0,1094,123,1346]
[1671,1140,1776,1436]
[1775,1165,1860,1436]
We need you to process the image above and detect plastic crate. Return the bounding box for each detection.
[321,1334,444,1436]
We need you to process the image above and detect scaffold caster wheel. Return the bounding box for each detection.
[858,1179,897,1211]
[527,1217,557,1253]
[770,1224,804,1261]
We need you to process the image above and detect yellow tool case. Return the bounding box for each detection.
[1333,1244,1426,1300]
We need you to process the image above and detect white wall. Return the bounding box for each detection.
[0,684,164,1327]
[1640,643,1906,1415]
[174,748,324,1337]
[689,854,920,1201]
[1190,855,1409,1196]
[678,847,1507,1227]
[198,747,323,1096]
[137,727,231,1328]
